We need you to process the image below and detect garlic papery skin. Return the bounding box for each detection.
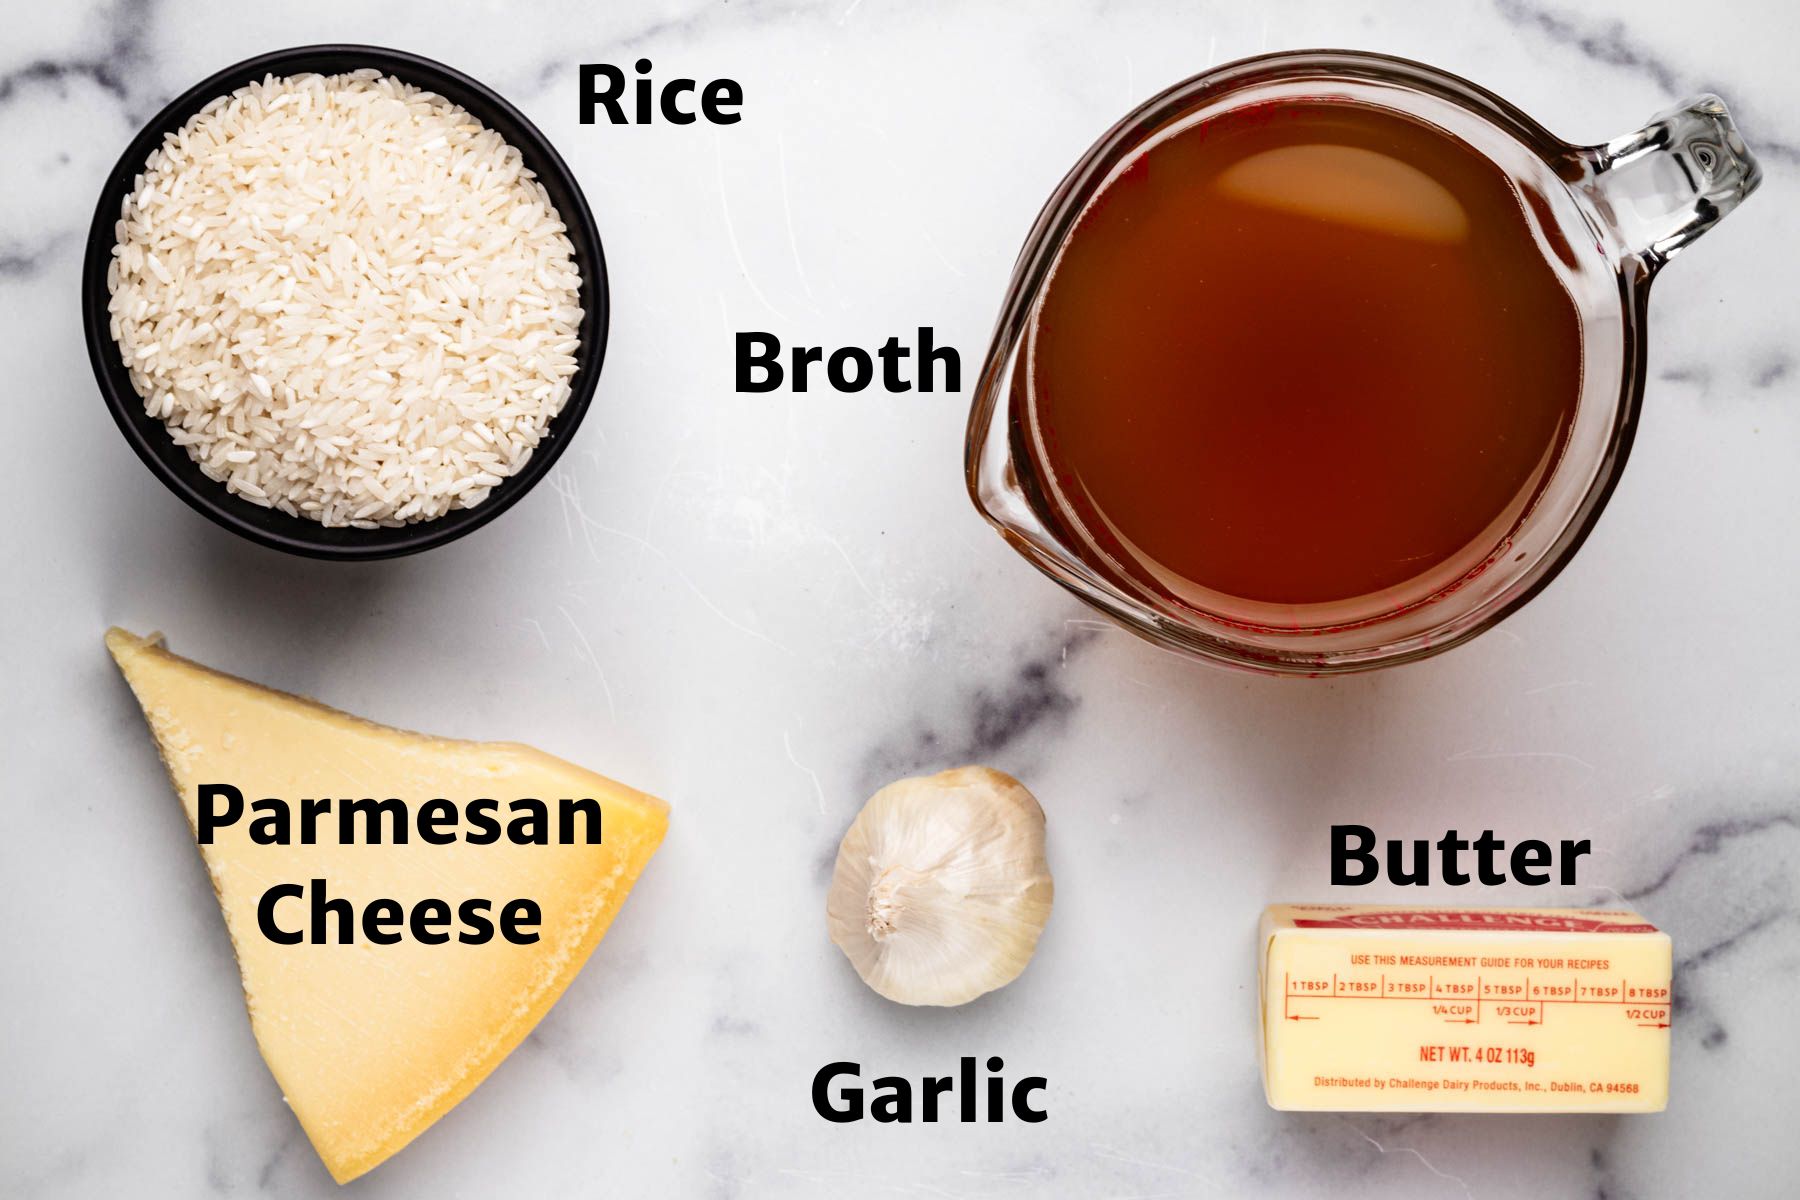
[827,767,1054,1006]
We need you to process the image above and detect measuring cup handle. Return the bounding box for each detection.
[1572,94,1762,270]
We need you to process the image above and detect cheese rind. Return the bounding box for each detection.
[1259,904,1670,1113]
[106,628,669,1183]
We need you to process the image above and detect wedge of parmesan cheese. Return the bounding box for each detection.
[106,628,668,1183]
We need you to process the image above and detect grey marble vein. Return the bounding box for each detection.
[0,0,157,114]
[0,234,72,281]
[1494,0,1685,94]
[855,624,1098,791]
[1494,0,1800,162]
[1624,810,1800,901]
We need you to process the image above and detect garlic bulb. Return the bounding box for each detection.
[827,766,1054,1006]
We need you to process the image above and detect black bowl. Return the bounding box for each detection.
[82,44,608,560]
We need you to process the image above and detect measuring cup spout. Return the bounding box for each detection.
[1573,94,1762,270]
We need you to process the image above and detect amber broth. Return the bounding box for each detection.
[1020,99,1582,618]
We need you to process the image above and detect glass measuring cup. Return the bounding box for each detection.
[966,50,1760,674]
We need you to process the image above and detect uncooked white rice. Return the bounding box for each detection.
[107,70,583,528]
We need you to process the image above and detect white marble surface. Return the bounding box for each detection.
[4,1,1798,1196]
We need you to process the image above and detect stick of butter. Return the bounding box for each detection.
[1259,904,1670,1112]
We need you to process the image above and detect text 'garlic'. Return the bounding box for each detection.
[827,767,1054,1006]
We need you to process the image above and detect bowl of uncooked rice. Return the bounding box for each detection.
[84,46,606,559]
